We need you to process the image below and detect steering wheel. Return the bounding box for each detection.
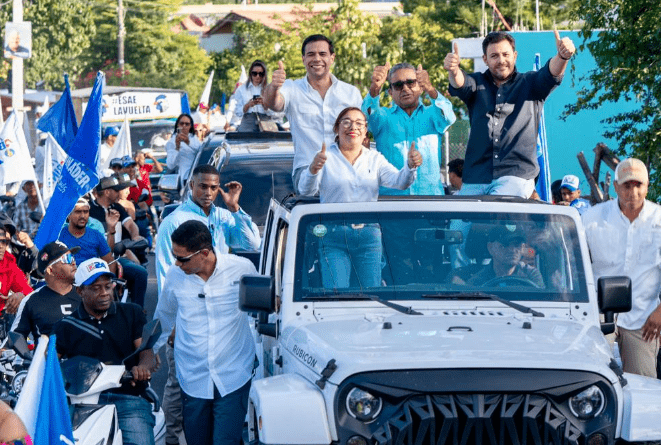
[481,275,541,289]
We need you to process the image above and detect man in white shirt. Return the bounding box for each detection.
[582,158,661,377]
[154,220,256,445]
[262,34,363,193]
[98,126,119,173]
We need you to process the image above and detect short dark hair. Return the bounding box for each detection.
[191,164,220,179]
[301,34,334,56]
[482,32,516,55]
[448,159,464,178]
[171,220,213,252]
[173,113,194,135]
[387,62,416,84]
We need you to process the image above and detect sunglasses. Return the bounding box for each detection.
[0,239,9,246]
[390,79,418,91]
[172,249,203,263]
[251,71,265,77]
[53,252,76,266]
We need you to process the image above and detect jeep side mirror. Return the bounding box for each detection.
[240,275,275,314]
[598,276,632,335]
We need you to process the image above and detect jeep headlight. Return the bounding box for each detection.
[569,385,605,419]
[346,387,382,422]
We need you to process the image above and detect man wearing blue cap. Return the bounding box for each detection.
[99,126,120,172]
[54,257,158,445]
[559,174,591,215]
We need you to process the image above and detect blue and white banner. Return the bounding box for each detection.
[34,72,104,249]
[37,74,78,153]
[0,111,38,187]
[42,133,67,207]
[534,53,552,202]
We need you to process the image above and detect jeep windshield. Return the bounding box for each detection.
[294,211,588,303]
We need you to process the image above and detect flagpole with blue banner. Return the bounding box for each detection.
[36,74,79,153]
[534,53,552,202]
[34,72,104,249]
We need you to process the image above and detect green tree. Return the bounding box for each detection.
[566,0,661,199]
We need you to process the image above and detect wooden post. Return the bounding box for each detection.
[578,151,604,203]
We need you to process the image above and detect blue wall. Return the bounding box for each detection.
[510,31,636,195]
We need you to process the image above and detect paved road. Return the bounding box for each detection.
[142,252,168,400]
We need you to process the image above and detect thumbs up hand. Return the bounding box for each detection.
[271,60,287,89]
[554,26,575,61]
[370,62,391,97]
[444,42,461,75]
[407,141,422,169]
[415,64,435,97]
[309,143,327,175]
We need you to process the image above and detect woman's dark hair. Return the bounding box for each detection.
[171,220,213,252]
[247,60,268,89]
[173,113,194,135]
[333,107,366,143]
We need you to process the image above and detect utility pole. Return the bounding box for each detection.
[11,0,24,116]
[118,0,125,75]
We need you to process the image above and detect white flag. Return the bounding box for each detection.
[106,116,132,162]
[0,112,37,187]
[198,70,215,111]
[42,133,68,207]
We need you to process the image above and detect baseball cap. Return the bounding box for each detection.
[109,158,123,168]
[38,241,81,275]
[199,103,209,110]
[560,175,580,191]
[615,158,648,184]
[97,173,136,191]
[121,155,137,168]
[75,258,115,287]
[104,126,119,139]
[0,211,16,237]
[74,197,90,209]
[488,224,525,245]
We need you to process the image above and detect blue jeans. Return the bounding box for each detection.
[118,257,148,307]
[458,175,535,198]
[181,380,251,445]
[319,224,382,288]
[98,392,155,445]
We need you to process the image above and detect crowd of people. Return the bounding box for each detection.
[0,28,660,445]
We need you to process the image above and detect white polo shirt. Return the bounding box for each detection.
[280,75,362,171]
[582,198,661,330]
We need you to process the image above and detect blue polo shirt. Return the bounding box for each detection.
[58,226,111,264]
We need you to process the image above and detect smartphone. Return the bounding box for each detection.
[253,95,261,101]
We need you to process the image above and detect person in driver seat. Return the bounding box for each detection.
[462,225,544,287]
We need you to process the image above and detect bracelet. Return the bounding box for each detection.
[558,54,571,61]
[108,232,116,235]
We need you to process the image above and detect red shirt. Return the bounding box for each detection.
[0,252,33,312]
[128,164,153,206]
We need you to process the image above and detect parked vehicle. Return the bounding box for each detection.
[238,195,661,445]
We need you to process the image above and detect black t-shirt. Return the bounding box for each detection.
[88,199,131,232]
[11,285,81,341]
[53,301,146,395]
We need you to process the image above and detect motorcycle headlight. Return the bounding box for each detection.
[346,387,382,422]
[569,385,605,420]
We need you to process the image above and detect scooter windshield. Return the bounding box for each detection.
[61,356,104,395]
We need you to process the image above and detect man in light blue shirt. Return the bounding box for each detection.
[362,62,456,195]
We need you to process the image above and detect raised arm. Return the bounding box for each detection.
[444,42,465,89]
[549,27,576,78]
[262,60,286,112]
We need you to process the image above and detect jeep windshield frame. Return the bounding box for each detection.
[294,211,588,303]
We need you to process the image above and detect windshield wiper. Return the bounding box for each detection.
[312,293,422,316]
[421,292,545,317]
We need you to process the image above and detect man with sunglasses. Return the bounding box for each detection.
[11,241,81,343]
[363,62,456,195]
[444,30,575,197]
[263,34,362,193]
[154,220,257,445]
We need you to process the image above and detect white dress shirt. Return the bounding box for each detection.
[298,143,416,203]
[280,75,362,171]
[165,134,202,187]
[582,198,661,330]
[234,83,266,117]
[154,251,257,399]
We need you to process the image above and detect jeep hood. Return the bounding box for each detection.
[281,314,616,385]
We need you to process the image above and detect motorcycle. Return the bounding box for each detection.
[111,238,150,303]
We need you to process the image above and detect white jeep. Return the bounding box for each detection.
[240,196,661,445]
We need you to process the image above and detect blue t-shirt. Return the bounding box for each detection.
[58,226,111,264]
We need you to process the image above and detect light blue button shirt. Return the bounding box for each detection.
[155,198,261,294]
[362,92,456,195]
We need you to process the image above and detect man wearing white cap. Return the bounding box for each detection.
[582,158,661,377]
[559,174,591,215]
[53,257,158,445]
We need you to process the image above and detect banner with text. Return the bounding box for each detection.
[96,91,183,122]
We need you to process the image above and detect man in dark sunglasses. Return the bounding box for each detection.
[154,220,257,445]
[11,241,81,344]
[362,62,456,196]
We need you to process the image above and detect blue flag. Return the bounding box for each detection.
[37,74,78,153]
[533,54,552,202]
[181,93,191,115]
[34,335,75,445]
[34,72,104,249]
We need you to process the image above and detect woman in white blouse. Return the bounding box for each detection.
[234,60,268,118]
[298,107,422,288]
[165,113,202,187]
